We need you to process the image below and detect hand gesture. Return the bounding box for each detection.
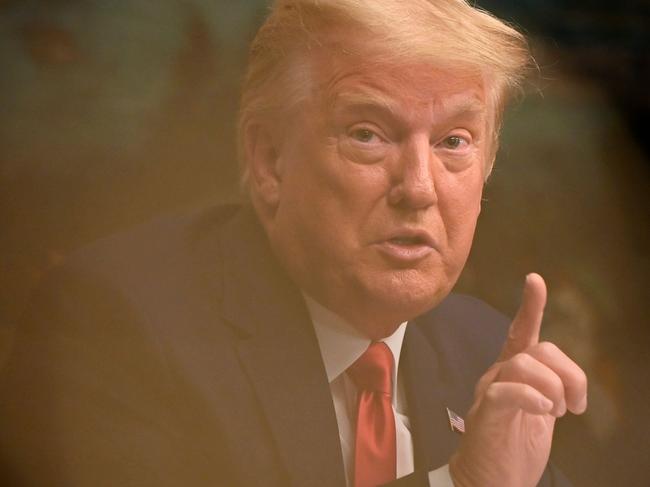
[449,273,588,487]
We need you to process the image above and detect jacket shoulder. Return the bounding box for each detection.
[62,203,239,283]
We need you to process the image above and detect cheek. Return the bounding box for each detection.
[439,172,484,247]
[275,156,361,247]
[292,148,390,221]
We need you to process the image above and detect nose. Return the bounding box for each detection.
[387,135,437,210]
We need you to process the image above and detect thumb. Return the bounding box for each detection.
[499,273,547,361]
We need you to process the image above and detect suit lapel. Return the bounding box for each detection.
[219,207,346,487]
[401,319,465,472]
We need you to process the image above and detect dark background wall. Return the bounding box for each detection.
[1,1,648,485]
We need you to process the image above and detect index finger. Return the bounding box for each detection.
[499,273,547,361]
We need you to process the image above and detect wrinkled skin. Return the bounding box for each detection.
[247,47,587,486]
[450,274,588,487]
[250,56,489,338]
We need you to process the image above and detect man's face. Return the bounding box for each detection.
[263,52,491,338]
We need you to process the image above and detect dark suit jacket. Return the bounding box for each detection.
[0,205,571,486]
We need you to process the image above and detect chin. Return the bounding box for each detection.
[357,276,450,328]
[388,290,444,321]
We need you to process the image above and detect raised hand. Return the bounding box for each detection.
[449,273,588,487]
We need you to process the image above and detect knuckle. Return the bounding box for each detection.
[537,341,560,357]
[474,364,499,398]
[484,382,502,402]
[511,352,532,370]
[520,383,537,399]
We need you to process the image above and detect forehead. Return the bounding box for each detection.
[309,52,490,121]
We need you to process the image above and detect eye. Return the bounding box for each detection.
[339,125,389,165]
[440,135,468,150]
[349,128,380,144]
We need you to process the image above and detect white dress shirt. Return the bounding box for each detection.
[304,295,454,487]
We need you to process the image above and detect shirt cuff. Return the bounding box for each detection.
[427,464,454,486]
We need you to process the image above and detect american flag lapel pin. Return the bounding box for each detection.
[446,407,465,434]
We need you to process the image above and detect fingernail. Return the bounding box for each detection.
[576,394,588,414]
[555,399,567,418]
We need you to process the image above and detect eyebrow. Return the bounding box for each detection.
[437,97,487,119]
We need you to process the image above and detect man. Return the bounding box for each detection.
[0,1,587,486]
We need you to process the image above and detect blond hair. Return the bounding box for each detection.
[238,0,531,186]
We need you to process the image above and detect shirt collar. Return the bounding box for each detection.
[303,294,407,388]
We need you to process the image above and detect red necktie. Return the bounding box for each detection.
[348,342,397,487]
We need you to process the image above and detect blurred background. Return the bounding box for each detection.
[0,1,648,485]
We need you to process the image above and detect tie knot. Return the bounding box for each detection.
[348,342,393,395]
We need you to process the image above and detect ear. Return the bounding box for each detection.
[245,122,283,209]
